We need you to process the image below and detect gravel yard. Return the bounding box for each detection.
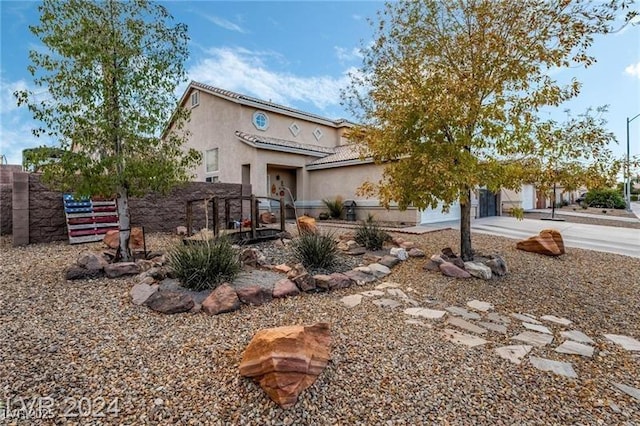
[1,227,639,425]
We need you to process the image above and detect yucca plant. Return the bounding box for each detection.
[168,237,241,291]
[354,220,390,250]
[291,231,339,269]
[322,197,344,219]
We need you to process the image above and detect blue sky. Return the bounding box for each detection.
[1,1,639,167]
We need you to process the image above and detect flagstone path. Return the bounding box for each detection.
[339,281,640,403]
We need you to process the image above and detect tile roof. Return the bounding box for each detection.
[306,144,371,167]
[191,81,353,128]
[235,131,335,156]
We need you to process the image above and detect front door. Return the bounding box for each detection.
[478,189,499,217]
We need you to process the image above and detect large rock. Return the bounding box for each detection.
[292,273,316,292]
[286,263,307,280]
[378,255,400,268]
[65,265,103,280]
[202,283,241,315]
[145,290,194,314]
[130,283,159,305]
[104,262,141,278]
[464,261,492,280]
[273,279,301,298]
[367,263,391,278]
[344,269,377,285]
[236,285,273,305]
[407,248,426,258]
[239,323,331,409]
[516,229,565,256]
[439,262,472,278]
[297,216,318,234]
[76,251,109,271]
[484,254,508,276]
[103,227,144,250]
[327,273,353,290]
[389,247,408,261]
[240,248,267,267]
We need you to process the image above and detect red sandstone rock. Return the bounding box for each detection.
[239,323,331,409]
[236,285,273,305]
[272,279,300,298]
[516,229,564,256]
[103,227,144,250]
[439,262,472,278]
[202,283,241,315]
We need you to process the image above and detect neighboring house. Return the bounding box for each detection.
[502,184,585,211]
[173,82,499,224]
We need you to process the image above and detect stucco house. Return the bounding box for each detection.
[174,81,499,225]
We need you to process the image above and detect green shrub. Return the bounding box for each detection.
[291,232,339,269]
[322,197,344,219]
[354,220,390,250]
[584,189,626,209]
[168,238,241,291]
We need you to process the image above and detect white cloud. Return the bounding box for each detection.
[203,14,247,33]
[188,47,355,113]
[624,62,640,79]
[334,46,364,63]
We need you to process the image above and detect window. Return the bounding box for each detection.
[205,176,219,183]
[205,148,218,173]
[190,90,199,107]
[313,127,323,141]
[289,122,301,137]
[252,111,269,131]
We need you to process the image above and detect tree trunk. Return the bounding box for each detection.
[460,188,473,261]
[117,186,132,262]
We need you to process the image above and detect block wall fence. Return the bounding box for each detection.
[2,172,250,246]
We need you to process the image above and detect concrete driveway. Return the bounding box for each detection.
[468,216,640,258]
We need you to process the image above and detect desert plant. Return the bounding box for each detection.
[291,232,339,269]
[318,212,330,220]
[322,197,344,219]
[509,206,525,220]
[584,189,626,209]
[354,220,390,250]
[168,237,241,291]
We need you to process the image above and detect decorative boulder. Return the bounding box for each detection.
[292,273,316,292]
[484,254,508,276]
[130,283,159,305]
[76,251,109,271]
[144,290,194,314]
[389,247,408,261]
[65,265,103,280]
[378,255,400,268]
[236,285,273,305]
[407,248,426,258]
[239,323,331,409]
[439,262,472,279]
[103,227,144,250]
[297,216,318,234]
[273,279,301,298]
[464,261,492,280]
[104,262,141,278]
[202,283,241,315]
[516,229,565,256]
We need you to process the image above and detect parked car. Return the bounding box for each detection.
[575,192,587,204]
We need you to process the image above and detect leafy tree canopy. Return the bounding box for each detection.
[345,0,637,259]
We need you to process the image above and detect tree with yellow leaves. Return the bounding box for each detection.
[345,0,637,260]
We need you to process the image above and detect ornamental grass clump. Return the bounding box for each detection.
[354,220,390,251]
[322,197,344,219]
[168,237,241,291]
[291,232,339,269]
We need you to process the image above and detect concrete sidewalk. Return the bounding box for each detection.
[468,216,640,258]
[528,208,640,223]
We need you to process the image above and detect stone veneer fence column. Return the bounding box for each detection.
[9,173,251,246]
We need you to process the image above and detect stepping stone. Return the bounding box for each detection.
[375,282,399,290]
[446,306,481,320]
[523,322,553,335]
[341,294,363,308]
[487,312,511,324]
[404,307,447,319]
[511,313,542,325]
[360,290,385,297]
[495,345,533,365]
[604,334,640,351]
[511,331,553,347]
[611,382,640,401]
[529,356,577,378]
[386,288,408,299]
[406,299,420,307]
[405,319,432,328]
[541,315,572,326]
[367,263,391,278]
[442,328,488,347]
[561,330,594,344]
[372,298,402,309]
[479,321,508,334]
[447,317,487,334]
[467,300,493,312]
[555,341,594,357]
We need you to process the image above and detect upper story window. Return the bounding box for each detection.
[252,111,269,131]
[205,148,218,173]
[190,90,200,108]
[313,127,324,141]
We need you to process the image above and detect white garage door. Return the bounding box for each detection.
[420,201,461,224]
[521,184,535,210]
